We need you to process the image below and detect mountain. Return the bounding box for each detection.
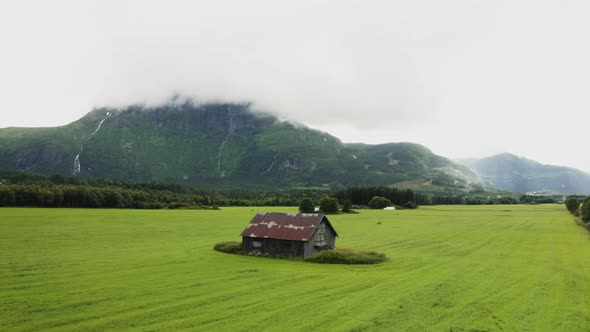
[460,153,590,194]
[0,101,486,191]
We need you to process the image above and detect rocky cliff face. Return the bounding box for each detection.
[0,101,485,190]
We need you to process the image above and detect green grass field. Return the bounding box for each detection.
[1,205,589,331]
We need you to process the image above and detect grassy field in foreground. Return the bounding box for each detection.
[1,205,590,331]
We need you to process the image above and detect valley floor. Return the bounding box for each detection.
[1,205,589,331]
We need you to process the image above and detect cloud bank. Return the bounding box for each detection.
[1,0,589,171]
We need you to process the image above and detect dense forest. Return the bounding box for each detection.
[0,172,326,208]
[333,186,426,206]
[0,171,554,209]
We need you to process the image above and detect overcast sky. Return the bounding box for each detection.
[1,1,589,171]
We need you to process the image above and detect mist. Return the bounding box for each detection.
[1,0,589,171]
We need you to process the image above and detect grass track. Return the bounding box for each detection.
[1,205,590,331]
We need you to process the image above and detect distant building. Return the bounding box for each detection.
[383,206,396,211]
[240,212,338,258]
[525,190,557,197]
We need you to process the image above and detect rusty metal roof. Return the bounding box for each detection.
[240,212,338,241]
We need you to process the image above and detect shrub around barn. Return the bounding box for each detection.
[305,248,387,265]
[213,241,242,254]
[213,241,387,265]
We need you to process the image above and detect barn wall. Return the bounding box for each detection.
[242,237,304,257]
[304,240,318,258]
[324,220,337,248]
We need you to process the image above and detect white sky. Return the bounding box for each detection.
[1,0,589,171]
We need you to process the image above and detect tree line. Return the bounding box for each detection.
[0,172,328,208]
[0,171,565,209]
[565,196,590,223]
[0,183,308,208]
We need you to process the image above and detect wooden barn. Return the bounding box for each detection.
[240,212,338,258]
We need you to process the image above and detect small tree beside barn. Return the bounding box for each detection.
[241,212,338,258]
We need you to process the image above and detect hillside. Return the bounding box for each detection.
[460,153,590,194]
[0,101,486,191]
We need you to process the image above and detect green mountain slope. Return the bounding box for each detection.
[0,102,486,190]
[460,153,590,194]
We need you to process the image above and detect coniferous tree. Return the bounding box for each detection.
[341,200,352,213]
